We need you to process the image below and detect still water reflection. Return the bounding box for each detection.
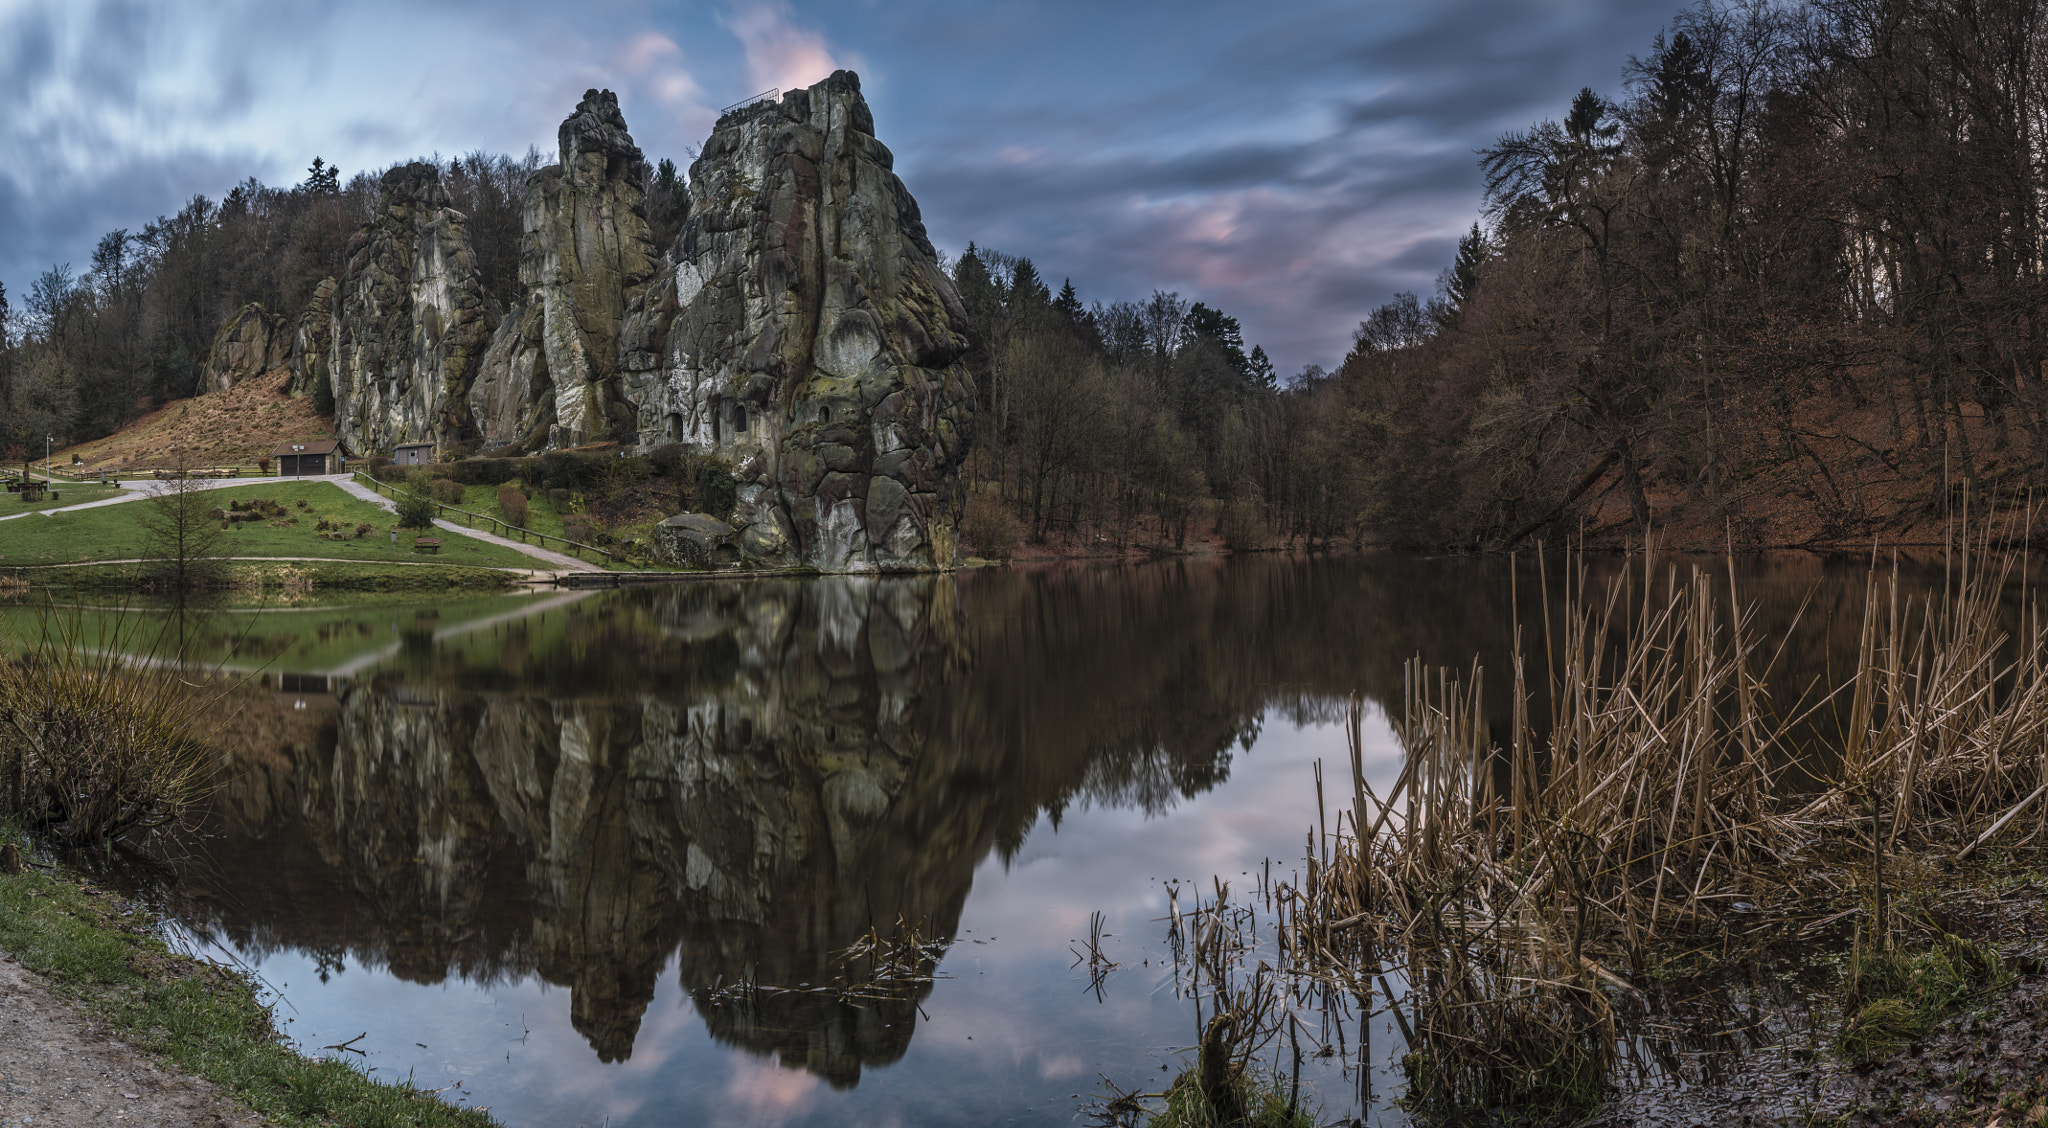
[121,554,1908,1125]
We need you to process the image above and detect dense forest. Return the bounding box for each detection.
[953,0,2048,552]
[0,151,689,463]
[7,0,2046,552]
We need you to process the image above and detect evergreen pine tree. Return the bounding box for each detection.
[302,157,340,194]
[1009,258,1051,307]
[1247,345,1276,390]
[1184,303,1249,377]
[953,243,1003,329]
[1053,278,1083,319]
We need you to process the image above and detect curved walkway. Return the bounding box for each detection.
[327,476,600,573]
[2,473,602,575]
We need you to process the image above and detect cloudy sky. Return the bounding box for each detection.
[1,0,1685,375]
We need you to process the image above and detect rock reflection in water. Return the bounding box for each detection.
[186,565,1282,1086]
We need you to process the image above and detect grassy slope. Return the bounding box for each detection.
[390,478,684,571]
[2,483,125,511]
[54,370,333,472]
[0,826,497,1127]
[0,481,538,570]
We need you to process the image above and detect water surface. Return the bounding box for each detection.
[95,553,1935,1125]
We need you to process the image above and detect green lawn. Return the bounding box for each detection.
[0,480,540,569]
[365,476,680,570]
[2,482,125,511]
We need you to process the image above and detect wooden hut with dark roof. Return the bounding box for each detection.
[272,439,342,476]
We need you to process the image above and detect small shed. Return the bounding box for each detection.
[273,439,343,476]
[393,441,436,467]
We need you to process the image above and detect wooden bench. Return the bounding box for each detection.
[412,538,442,555]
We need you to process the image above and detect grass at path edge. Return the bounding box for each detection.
[0,824,498,1127]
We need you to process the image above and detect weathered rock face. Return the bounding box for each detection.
[200,303,288,390]
[332,163,492,455]
[653,512,738,567]
[622,71,976,572]
[286,278,335,398]
[469,90,657,451]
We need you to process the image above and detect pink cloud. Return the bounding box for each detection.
[720,1,842,97]
[612,29,714,156]
[721,1053,821,1122]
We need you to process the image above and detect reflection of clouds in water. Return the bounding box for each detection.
[977,705,1406,948]
[1038,1053,1088,1080]
[902,709,1410,1114]
[721,1053,822,1122]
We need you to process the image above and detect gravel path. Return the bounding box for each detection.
[328,476,600,573]
[0,953,263,1128]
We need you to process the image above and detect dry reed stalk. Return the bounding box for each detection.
[0,602,232,844]
[1274,530,2048,1116]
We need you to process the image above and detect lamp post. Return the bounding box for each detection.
[45,434,51,485]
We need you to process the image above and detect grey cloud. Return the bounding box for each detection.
[0,147,260,286]
[0,9,59,104]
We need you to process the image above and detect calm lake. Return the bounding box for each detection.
[63,553,1948,1126]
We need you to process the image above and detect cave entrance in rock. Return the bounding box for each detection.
[667,412,684,441]
[732,404,748,438]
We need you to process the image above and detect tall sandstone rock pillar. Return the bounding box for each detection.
[469,90,657,450]
[331,163,491,455]
[286,278,336,399]
[621,71,977,572]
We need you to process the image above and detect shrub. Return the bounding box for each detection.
[354,522,373,538]
[0,622,219,844]
[694,462,737,517]
[497,482,529,527]
[547,487,570,511]
[538,451,608,491]
[431,479,465,505]
[562,514,602,545]
[962,488,1022,560]
[649,442,689,477]
[1220,498,1273,551]
[450,458,520,486]
[395,473,438,530]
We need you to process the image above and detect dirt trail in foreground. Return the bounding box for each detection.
[0,953,264,1128]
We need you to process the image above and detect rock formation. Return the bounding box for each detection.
[286,278,335,398]
[200,303,288,390]
[293,73,975,571]
[331,163,493,455]
[618,71,976,572]
[469,90,658,450]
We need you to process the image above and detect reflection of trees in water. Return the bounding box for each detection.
[197,555,1865,1081]
[184,568,1236,1081]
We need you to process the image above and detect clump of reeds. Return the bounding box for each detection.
[0,605,224,844]
[1096,883,1319,1128]
[1283,525,2048,1118]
